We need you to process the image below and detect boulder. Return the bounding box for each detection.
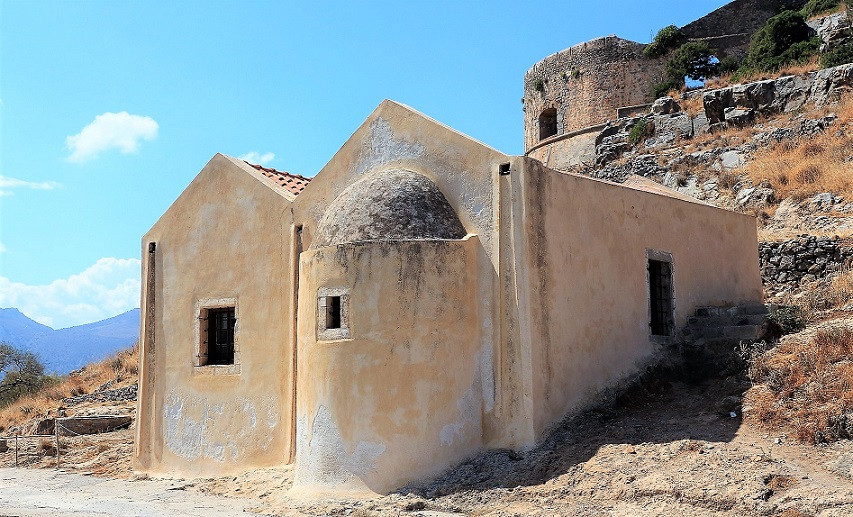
[35,418,55,435]
[808,10,852,49]
[651,96,681,114]
[724,107,755,127]
[720,150,745,169]
[56,415,133,436]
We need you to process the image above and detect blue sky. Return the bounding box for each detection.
[0,0,727,328]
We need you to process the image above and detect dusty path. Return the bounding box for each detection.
[0,467,263,516]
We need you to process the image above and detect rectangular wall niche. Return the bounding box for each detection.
[317,288,350,341]
[195,298,240,373]
[647,251,674,337]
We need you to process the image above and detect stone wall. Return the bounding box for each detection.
[522,36,666,151]
[759,236,853,287]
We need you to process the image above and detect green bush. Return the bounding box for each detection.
[644,25,686,58]
[717,55,743,75]
[766,305,809,340]
[652,80,680,99]
[821,41,853,67]
[628,119,649,146]
[744,10,820,72]
[533,78,544,92]
[800,0,843,18]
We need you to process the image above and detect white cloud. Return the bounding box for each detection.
[238,151,275,165]
[0,242,6,254]
[0,257,141,329]
[66,111,159,163]
[0,175,60,197]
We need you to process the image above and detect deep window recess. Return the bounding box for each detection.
[325,296,341,329]
[499,162,511,175]
[539,108,558,141]
[205,307,236,365]
[648,259,674,336]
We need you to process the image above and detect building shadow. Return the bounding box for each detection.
[402,351,749,498]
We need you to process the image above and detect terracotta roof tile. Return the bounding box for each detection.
[245,162,311,196]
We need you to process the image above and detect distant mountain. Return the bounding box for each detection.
[0,308,53,345]
[0,308,139,374]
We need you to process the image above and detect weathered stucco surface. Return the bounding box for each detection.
[136,100,762,496]
[511,158,762,437]
[135,154,296,476]
[294,238,485,495]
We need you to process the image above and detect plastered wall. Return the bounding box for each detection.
[293,238,486,495]
[510,159,763,438]
[134,154,296,476]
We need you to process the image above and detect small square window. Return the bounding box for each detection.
[318,288,350,341]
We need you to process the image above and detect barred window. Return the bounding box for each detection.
[648,259,674,336]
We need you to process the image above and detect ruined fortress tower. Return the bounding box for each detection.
[523,0,808,167]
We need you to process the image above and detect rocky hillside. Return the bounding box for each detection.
[567,63,853,302]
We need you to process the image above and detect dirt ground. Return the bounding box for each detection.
[5,376,853,516]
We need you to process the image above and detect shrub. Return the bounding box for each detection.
[744,10,820,72]
[533,78,545,92]
[800,0,843,18]
[644,25,686,58]
[667,41,719,81]
[717,55,743,76]
[821,40,853,67]
[652,80,680,99]
[628,118,650,146]
[766,305,809,340]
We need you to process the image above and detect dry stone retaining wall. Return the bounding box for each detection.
[759,236,853,287]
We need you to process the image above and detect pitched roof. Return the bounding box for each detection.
[245,162,311,196]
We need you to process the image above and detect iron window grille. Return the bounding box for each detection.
[203,307,236,365]
[648,259,674,336]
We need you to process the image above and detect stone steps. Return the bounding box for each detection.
[681,303,770,344]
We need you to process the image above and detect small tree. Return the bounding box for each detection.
[0,343,51,407]
[667,41,719,81]
[744,10,820,72]
[644,25,686,58]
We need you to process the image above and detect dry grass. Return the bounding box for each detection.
[758,225,853,242]
[743,97,853,202]
[680,94,704,118]
[705,57,822,90]
[781,268,853,314]
[746,325,853,443]
[0,344,138,432]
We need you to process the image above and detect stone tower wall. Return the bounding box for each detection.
[522,36,666,152]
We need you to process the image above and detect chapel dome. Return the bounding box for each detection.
[311,169,466,248]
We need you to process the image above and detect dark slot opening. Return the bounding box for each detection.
[649,259,673,336]
[325,296,341,329]
[499,162,511,175]
[539,108,558,141]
